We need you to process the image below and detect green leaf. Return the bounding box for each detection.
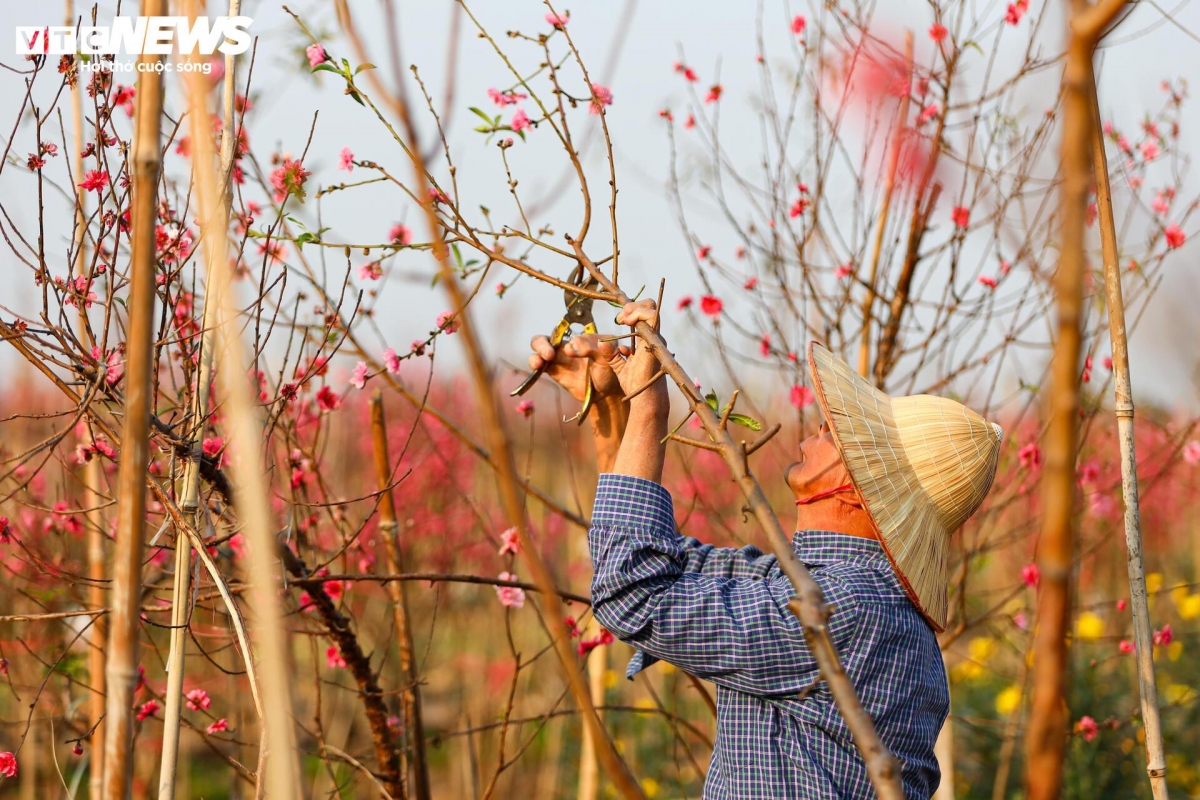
[727,413,763,432]
[311,63,341,75]
[474,125,493,133]
[704,390,719,413]
[516,129,526,142]
[452,243,464,269]
[355,62,376,75]
[469,107,494,125]
[961,40,984,55]
[350,91,365,106]
[295,232,315,250]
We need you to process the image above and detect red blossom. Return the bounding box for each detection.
[1118,639,1134,655]
[790,15,806,35]
[1164,224,1185,249]
[978,275,998,289]
[136,699,161,721]
[515,400,534,418]
[306,43,327,67]
[206,718,229,734]
[544,12,569,28]
[929,23,948,42]
[495,572,525,608]
[743,276,758,290]
[1005,0,1029,25]
[951,206,970,229]
[1153,624,1173,647]
[1075,715,1098,742]
[578,629,614,657]
[676,296,693,311]
[498,526,521,555]
[316,385,341,412]
[590,83,614,115]
[699,295,723,317]
[326,645,347,669]
[704,84,723,104]
[0,752,15,779]
[789,385,815,409]
[269,158,310,204]
[78,170,109,193]
[186,688,212,711]
[1021,563,1039,587]
[1018,442,1042,470]
[697,245,712,260]
[510,109,531,132]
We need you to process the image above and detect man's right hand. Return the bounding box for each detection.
[528,333,628,407]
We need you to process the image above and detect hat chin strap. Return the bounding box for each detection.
[794,483,853,506]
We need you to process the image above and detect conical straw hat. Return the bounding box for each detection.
[806,342,1003,631]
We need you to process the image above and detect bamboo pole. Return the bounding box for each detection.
[858,31,912,380]
[369,393,430,800]
[101,1,167,795]
[157,3,241,795]
[67,1,108,792]
[182,0,300,794]
[1088,70,1169,800]
[1024,3,1126,798]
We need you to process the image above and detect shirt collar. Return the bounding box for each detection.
[791,529,887,565]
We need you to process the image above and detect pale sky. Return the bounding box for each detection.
[1,0,1199,413]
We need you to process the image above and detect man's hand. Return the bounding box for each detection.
[527,334,627,407]
[528,299,667,409]
[528,299,668,475]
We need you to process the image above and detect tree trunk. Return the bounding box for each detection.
[101,2,167,794]
[1024,4,1127,798]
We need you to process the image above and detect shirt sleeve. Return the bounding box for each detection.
[676,537,778,579]
[589,474,860,697]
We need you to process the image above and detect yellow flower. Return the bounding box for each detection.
[634,698,656,710]
[658,660,676,675]
[951,661,984,682]
[1177,593,1200,621]
[640,778,660,798]
[1163,684,1194,706]
[1146,572,1163,594]
[1168,641,1184,662]
[603,669,619,690]
[1075,612,1105,640]
[968,637,997,663]
[995,685,1022,716]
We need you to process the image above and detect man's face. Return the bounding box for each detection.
[785,423,854,502]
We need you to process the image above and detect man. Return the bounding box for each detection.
[529,300,1003,799]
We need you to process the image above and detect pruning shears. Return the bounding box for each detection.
[511,265,599,424]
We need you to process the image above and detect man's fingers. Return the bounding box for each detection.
[615,299,658,328]
[530,334,557,362]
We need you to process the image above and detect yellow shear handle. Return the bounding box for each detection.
[562,321,599,425]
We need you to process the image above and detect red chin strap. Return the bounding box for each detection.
[794,483,854,505]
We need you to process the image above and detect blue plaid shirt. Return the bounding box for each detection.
[589,474,948,799]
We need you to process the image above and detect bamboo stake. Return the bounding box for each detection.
[369,393,430,800]
[858,31,912,380]
[1088,69,1170,800]
[101,1,167,794]
[157,3,240,795]
[182,0,300,794]
[67,1,107,791]
[1024,3,1126,798]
